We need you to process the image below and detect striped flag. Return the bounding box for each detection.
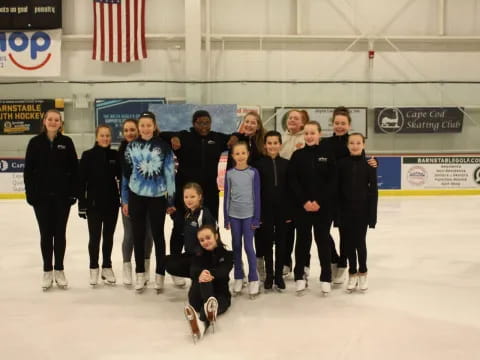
[92,0,147,63]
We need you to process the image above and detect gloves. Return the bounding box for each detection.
[78,209,87,219]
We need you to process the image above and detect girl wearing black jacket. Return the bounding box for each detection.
[184,224,233,342]
[336,133,378,292]
[288,121,337,295]
[78,125,122,286]
[24,109,78,290]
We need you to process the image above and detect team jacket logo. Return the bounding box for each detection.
[208,140,216,145]
[0,31,52,70]
[317,157,328,162]
[57,144,66,150]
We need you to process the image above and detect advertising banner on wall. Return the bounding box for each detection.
[374,107,464,134]
[275,107,367,138]
[376,156,402,190]
[0,29,62,77]
[0,158,24,195]
[0,0,61,30]
[0,99,63,135]
[402,156,480,189]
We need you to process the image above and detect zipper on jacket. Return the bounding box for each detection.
[272,158,278,187]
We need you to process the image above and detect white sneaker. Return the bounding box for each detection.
[282,265,291,277]
[144,259,151,283]
[334,267,347,285]
[320,281,331,295]
[135,273,146,292]
[204,297,218,329]
[359,273,368,291]
[101,268,116,285]
[123,262,132,285]
[42,271,53,290]
[54,270,68,289]
[248,280,260,298]
[346,274,358,292]
[295,279,306,293]
[89,268,99,286]
[171,275,186,288]
[184,304,205,343]
[233,279,243,294]
[154,274,165,293]
[257,257,266,282]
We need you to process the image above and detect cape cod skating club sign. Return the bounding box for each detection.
[374,107,464,134]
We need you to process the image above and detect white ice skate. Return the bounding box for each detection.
[54,270,68,289]
[320,281,331,295]
[204,297,218,333]
[154,274,165,294]
[304,266,310,281]
[248,280,260,299]
[42,271,53,291]
[346,274,358,293]
[101,268,116,285]
[123,262,132,286]
[233,279,243,296]
[358,273,368,292]
[144,259,151,283]
[89,268,99,286]
[171,275,186,288]
[135,272,146,292]
[257,258,266,282]
[333,267,347,285]
[184,304,205,344]
[295,279,307,296]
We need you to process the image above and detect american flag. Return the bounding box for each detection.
[92,0,147,63]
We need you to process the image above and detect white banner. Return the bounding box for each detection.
[402,156,480,189]
[275,107,367,138]
[0,29,61,77]
[0,159,25,194]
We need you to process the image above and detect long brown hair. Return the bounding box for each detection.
[41,109,63,134]
[243,111,265,156]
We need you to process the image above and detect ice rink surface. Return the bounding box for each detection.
[1,196,480,360]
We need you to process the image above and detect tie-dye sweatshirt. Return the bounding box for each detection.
[121,136,175,206]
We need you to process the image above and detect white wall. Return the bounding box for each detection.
[1,0,480,156]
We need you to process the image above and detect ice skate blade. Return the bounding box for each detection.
[249,293,259,300]
[232,291,242,297]
[274,286,284,292]
[102,277,116,285]
[296,290,306,297]
[55,282,68,290]
[155,289,164,294]
[135,287,145,293]
[42,285,52,291]
[321,291,330,296]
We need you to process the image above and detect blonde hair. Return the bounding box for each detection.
[41,109,63,133]
[243,111,265,156]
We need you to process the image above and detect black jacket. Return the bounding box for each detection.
[190,246,233,300]
[161,129,230,190]
[288,143,337,218]
[323,134,350,160]
[254,155,292,221]
[337,155,378,228]
[78,144,122,211]
[24,132,78,206]
[183,207,217,255]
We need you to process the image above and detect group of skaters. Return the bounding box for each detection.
[23,106,378,342]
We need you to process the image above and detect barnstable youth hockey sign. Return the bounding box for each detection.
[0,0,61,30]
[374,107,464,134]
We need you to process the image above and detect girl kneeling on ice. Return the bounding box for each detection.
[184,224,233,342]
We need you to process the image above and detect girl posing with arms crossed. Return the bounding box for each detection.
[323,106,377,285]
[118,119,154,286]
[184,224,233,343]
[122,112,175,293]
[24,109,78,290]
[165,182,216,281]
[255,131,291,291]
[78,125,122,286]
[224,142,261,298]
[288,121,337,295]
[336,133,378,292]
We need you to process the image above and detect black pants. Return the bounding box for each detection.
[169,180,219,257]
[341,217,368,274]
[262,213,287,279]
[330,229,347,268]
[188,282,230,322]
[165,253,192,278]
[87,207,119,269]
[129,192,167,274]
[284,220,311,269]
[254,226,265,258]
[33,197,71,271]
[294,212,332,282]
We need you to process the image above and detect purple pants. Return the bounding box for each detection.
[229,217,258,281]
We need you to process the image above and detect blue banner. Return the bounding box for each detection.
[376,156,401,189]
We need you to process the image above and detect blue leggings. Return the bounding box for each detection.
[230,217,258,282]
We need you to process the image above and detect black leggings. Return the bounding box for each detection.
[188,282,230,322]
[33,198,71,272]
[129,192,167,274]
[261,213,287,278]
[284,220,311,269]
[341,218,368,274]
[87,207,119,269]
[165,253,192,278]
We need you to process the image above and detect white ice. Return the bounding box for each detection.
[1,196,480,360]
